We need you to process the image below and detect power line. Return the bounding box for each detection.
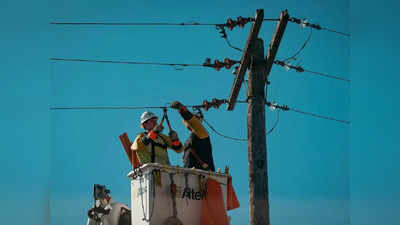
[263,19,280,22]
[282,27,312,62]
[50,100,350,125]
[303,68,350,82]
[321,27,350,37]
[50,18,280,26]
[50,58,204,67]
[274,60,350,82]
[266,102,349,124]
[202,118,247,141]
[267,110,280,135]
[289,107,350,124]
[50,22,224,26]
[289,17,350,37]
[50,106,167,110]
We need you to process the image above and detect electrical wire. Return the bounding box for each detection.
[282,27,312,62]
[302,68,350,82]
[202,118,247,141]
[322,27,350,37]
[50,101,350,125]
[50,58,204,67]
[263,19,280,22]
[289,17,350,37]
[267,109,280,135]
[274,60,350,82]
[50,18,280,26]
[289,107,350,124]
[50,106,166,110]
[223,37,243,53]
[50,22,225,26]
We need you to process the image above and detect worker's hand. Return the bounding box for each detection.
[169,130,179,141]
[152,124,164,134]
[170,101,184,110]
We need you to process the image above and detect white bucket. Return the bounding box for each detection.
[127,163,229,225]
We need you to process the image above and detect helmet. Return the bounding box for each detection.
[140,111,158,128]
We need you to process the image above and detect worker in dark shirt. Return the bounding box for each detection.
[170,101,215,171]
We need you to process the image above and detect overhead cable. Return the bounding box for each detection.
[50,99,350,125]
[282,27,312,62]
[50,58,204,67]
[266,102,350,124]
[274,60,350,82]
[50,17,279,27]
[50,22,224,26]
[267,110,280,135]
[50,106,167,110]
[289,107,350,124]
[50,57,239,71]
[202,118,247,141]
[289,17,350,37]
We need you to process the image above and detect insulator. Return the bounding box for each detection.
[226,18,236,31]
[224,58,235,69]
[237,16,250,28]
[202,100,211,111]
[214,60,224,71]
[211,98,225,109]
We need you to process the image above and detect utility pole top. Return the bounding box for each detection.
[226,9,264,111]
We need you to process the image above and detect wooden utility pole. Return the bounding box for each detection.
[247,38,268,225]
[226,9,289,225]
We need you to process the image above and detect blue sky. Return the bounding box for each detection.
[1,0,399,225]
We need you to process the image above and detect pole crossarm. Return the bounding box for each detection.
[226,9,264,111]
[264,10,290,81]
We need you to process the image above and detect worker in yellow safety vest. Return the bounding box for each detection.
[131,111,183,165]
[170,101,216,171]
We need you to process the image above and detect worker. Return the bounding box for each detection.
[131,111,183,165]
[170,101,216,171]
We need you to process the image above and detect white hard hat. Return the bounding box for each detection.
[140,111,158,128]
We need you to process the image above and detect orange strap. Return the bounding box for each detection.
[148,131,158,140]
[172,140,181,146]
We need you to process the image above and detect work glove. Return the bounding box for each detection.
[170,101,184,110]
[152,124,164,134]
[169,130,179,141]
